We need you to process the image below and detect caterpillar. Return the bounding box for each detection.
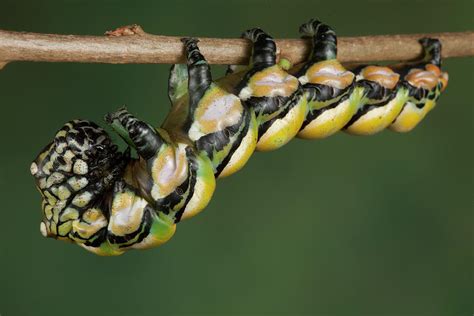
[30,19,448,256]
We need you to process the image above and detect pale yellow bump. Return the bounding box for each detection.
[57,186,71,200]
[52,206,62,223]
[73,160,88,175]
[38,178,47,189]
[40,222,48,237]
[58,162,72,173]
[60,207,79,222]
[68,177,88,191]
[42,161,53,176]
[72,191,92,208]
[46,172,65,188]
[44,191,57,206]
[55,130,67,138]
[30,162,38,176]
[63,150,75,162]
[44,204,53,220]
[58,221,73,236]
[49,222,57,235]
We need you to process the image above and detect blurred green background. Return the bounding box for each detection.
[0,0,472,315]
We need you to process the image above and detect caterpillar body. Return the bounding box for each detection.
[30,19,448,256]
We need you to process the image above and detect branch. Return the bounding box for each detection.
[0,25,472,68]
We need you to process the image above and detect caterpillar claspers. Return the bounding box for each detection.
[30,19,448,255]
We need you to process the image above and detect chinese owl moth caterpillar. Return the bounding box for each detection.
[30,19,448,256]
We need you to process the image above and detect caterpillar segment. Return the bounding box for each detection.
[30,19,448,256]
[233,28,308,152]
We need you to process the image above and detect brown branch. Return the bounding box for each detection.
[0,25,472,67]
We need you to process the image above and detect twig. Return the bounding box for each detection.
[0,25,472,68]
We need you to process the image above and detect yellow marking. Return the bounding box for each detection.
[257,97,307,151]
[181,154,216,220]
[79,242,124,256]
[219,113,258,178]
[131,214,176,250]
[298,87,364,139]
[346,89,409,135]
[390,99,437,133]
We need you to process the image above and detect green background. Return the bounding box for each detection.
[0,0,472,315]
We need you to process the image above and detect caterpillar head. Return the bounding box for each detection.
[30,120,128,241]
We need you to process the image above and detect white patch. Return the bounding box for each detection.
[189,95,242,141]
[201,94,240,121]
[30,162,38,175]
[73,160,88,175]
[40,222,47,237]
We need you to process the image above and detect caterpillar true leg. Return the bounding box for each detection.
[235,28,307,151]
[389,38,448,132]
[105,107,164,159]
[293,19,358,139]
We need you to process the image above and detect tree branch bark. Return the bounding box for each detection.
[0,25,472,68]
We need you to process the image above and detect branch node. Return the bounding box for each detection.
[105,24,146,37]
